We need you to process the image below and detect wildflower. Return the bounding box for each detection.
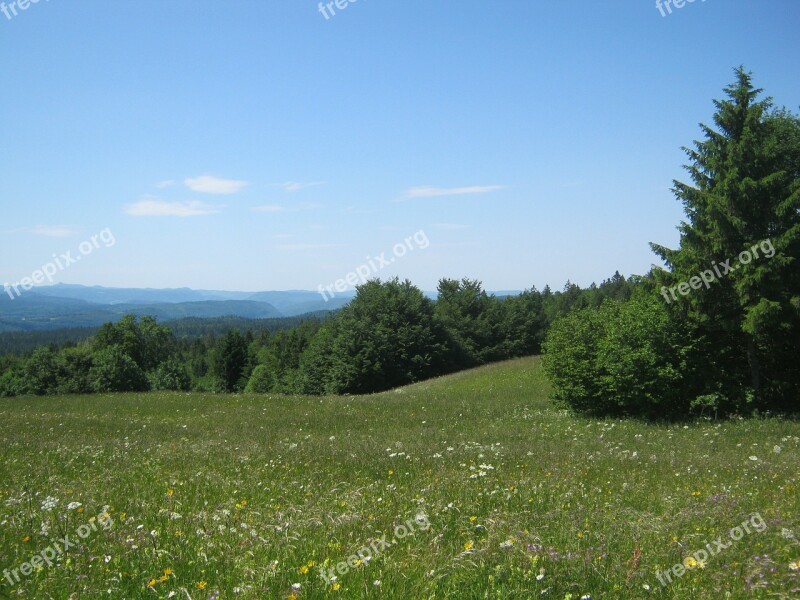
[298,565,309,574]
[196,581,208,590]
[147,579,157,588]
[774,445,782,453]
[789,559,800,571]
[469,516,477,522]
[331,582,341,590]
[683,556,704,569]
[464,540,474,551]
[67,501,82,510]
[536,568,545,581]
[749,456,759,461]
[41,496,58,512]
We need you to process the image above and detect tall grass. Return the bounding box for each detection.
[0,356,798,598]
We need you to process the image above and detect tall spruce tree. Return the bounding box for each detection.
[651,67,800,411]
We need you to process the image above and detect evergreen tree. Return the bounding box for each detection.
[211,330,248,392]
[651,67,800,410]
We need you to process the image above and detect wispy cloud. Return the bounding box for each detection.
[27,225,79,237]
[185,175,248,195]
[434,223,471,230]
[125,198,221,217]
[154,180,176,189]
[402,185,504,199]
[253,204,287,213]
[280,181,325,192]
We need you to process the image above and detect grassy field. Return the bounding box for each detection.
[0,356,798,599]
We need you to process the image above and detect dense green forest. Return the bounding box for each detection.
[2,69,798,420]
[0,273,631,398]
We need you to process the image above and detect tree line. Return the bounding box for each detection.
[0,275,632,398]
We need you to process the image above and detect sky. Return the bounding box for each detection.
[1,0,799,294]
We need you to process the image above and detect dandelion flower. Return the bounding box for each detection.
[683,556,704,569]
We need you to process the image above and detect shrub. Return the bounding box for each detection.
[543,295,692,418]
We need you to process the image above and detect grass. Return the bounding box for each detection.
[0,356,798,599]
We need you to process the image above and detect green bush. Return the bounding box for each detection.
[89,347,150,393]
[148,359,192,391]
[244,364,274,393]
[543,295,692,418]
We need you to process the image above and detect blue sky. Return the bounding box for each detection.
[1,0,799,293]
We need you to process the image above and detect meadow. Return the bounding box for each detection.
[0,356,798,599]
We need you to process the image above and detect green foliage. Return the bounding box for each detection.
[210,330,248,392]
[543,296,692,418]
[94,315,175,372]
[651,67,800,411]
[148,359,192,392]
[54,346,94,394]
[20,347,59,395]
[301,279,453,395]
[88,347,149,393]
[244,364,274,393]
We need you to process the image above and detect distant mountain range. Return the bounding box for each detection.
[0,284,356,332]
[0,284,522,332]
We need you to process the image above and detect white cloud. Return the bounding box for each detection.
[280,181,325,192]
[253,204,287,213]
[125,198,221,217]
[185,175,248,195]
[154,180,176,189]
[28,225,79,237]
[402,185,504,199]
